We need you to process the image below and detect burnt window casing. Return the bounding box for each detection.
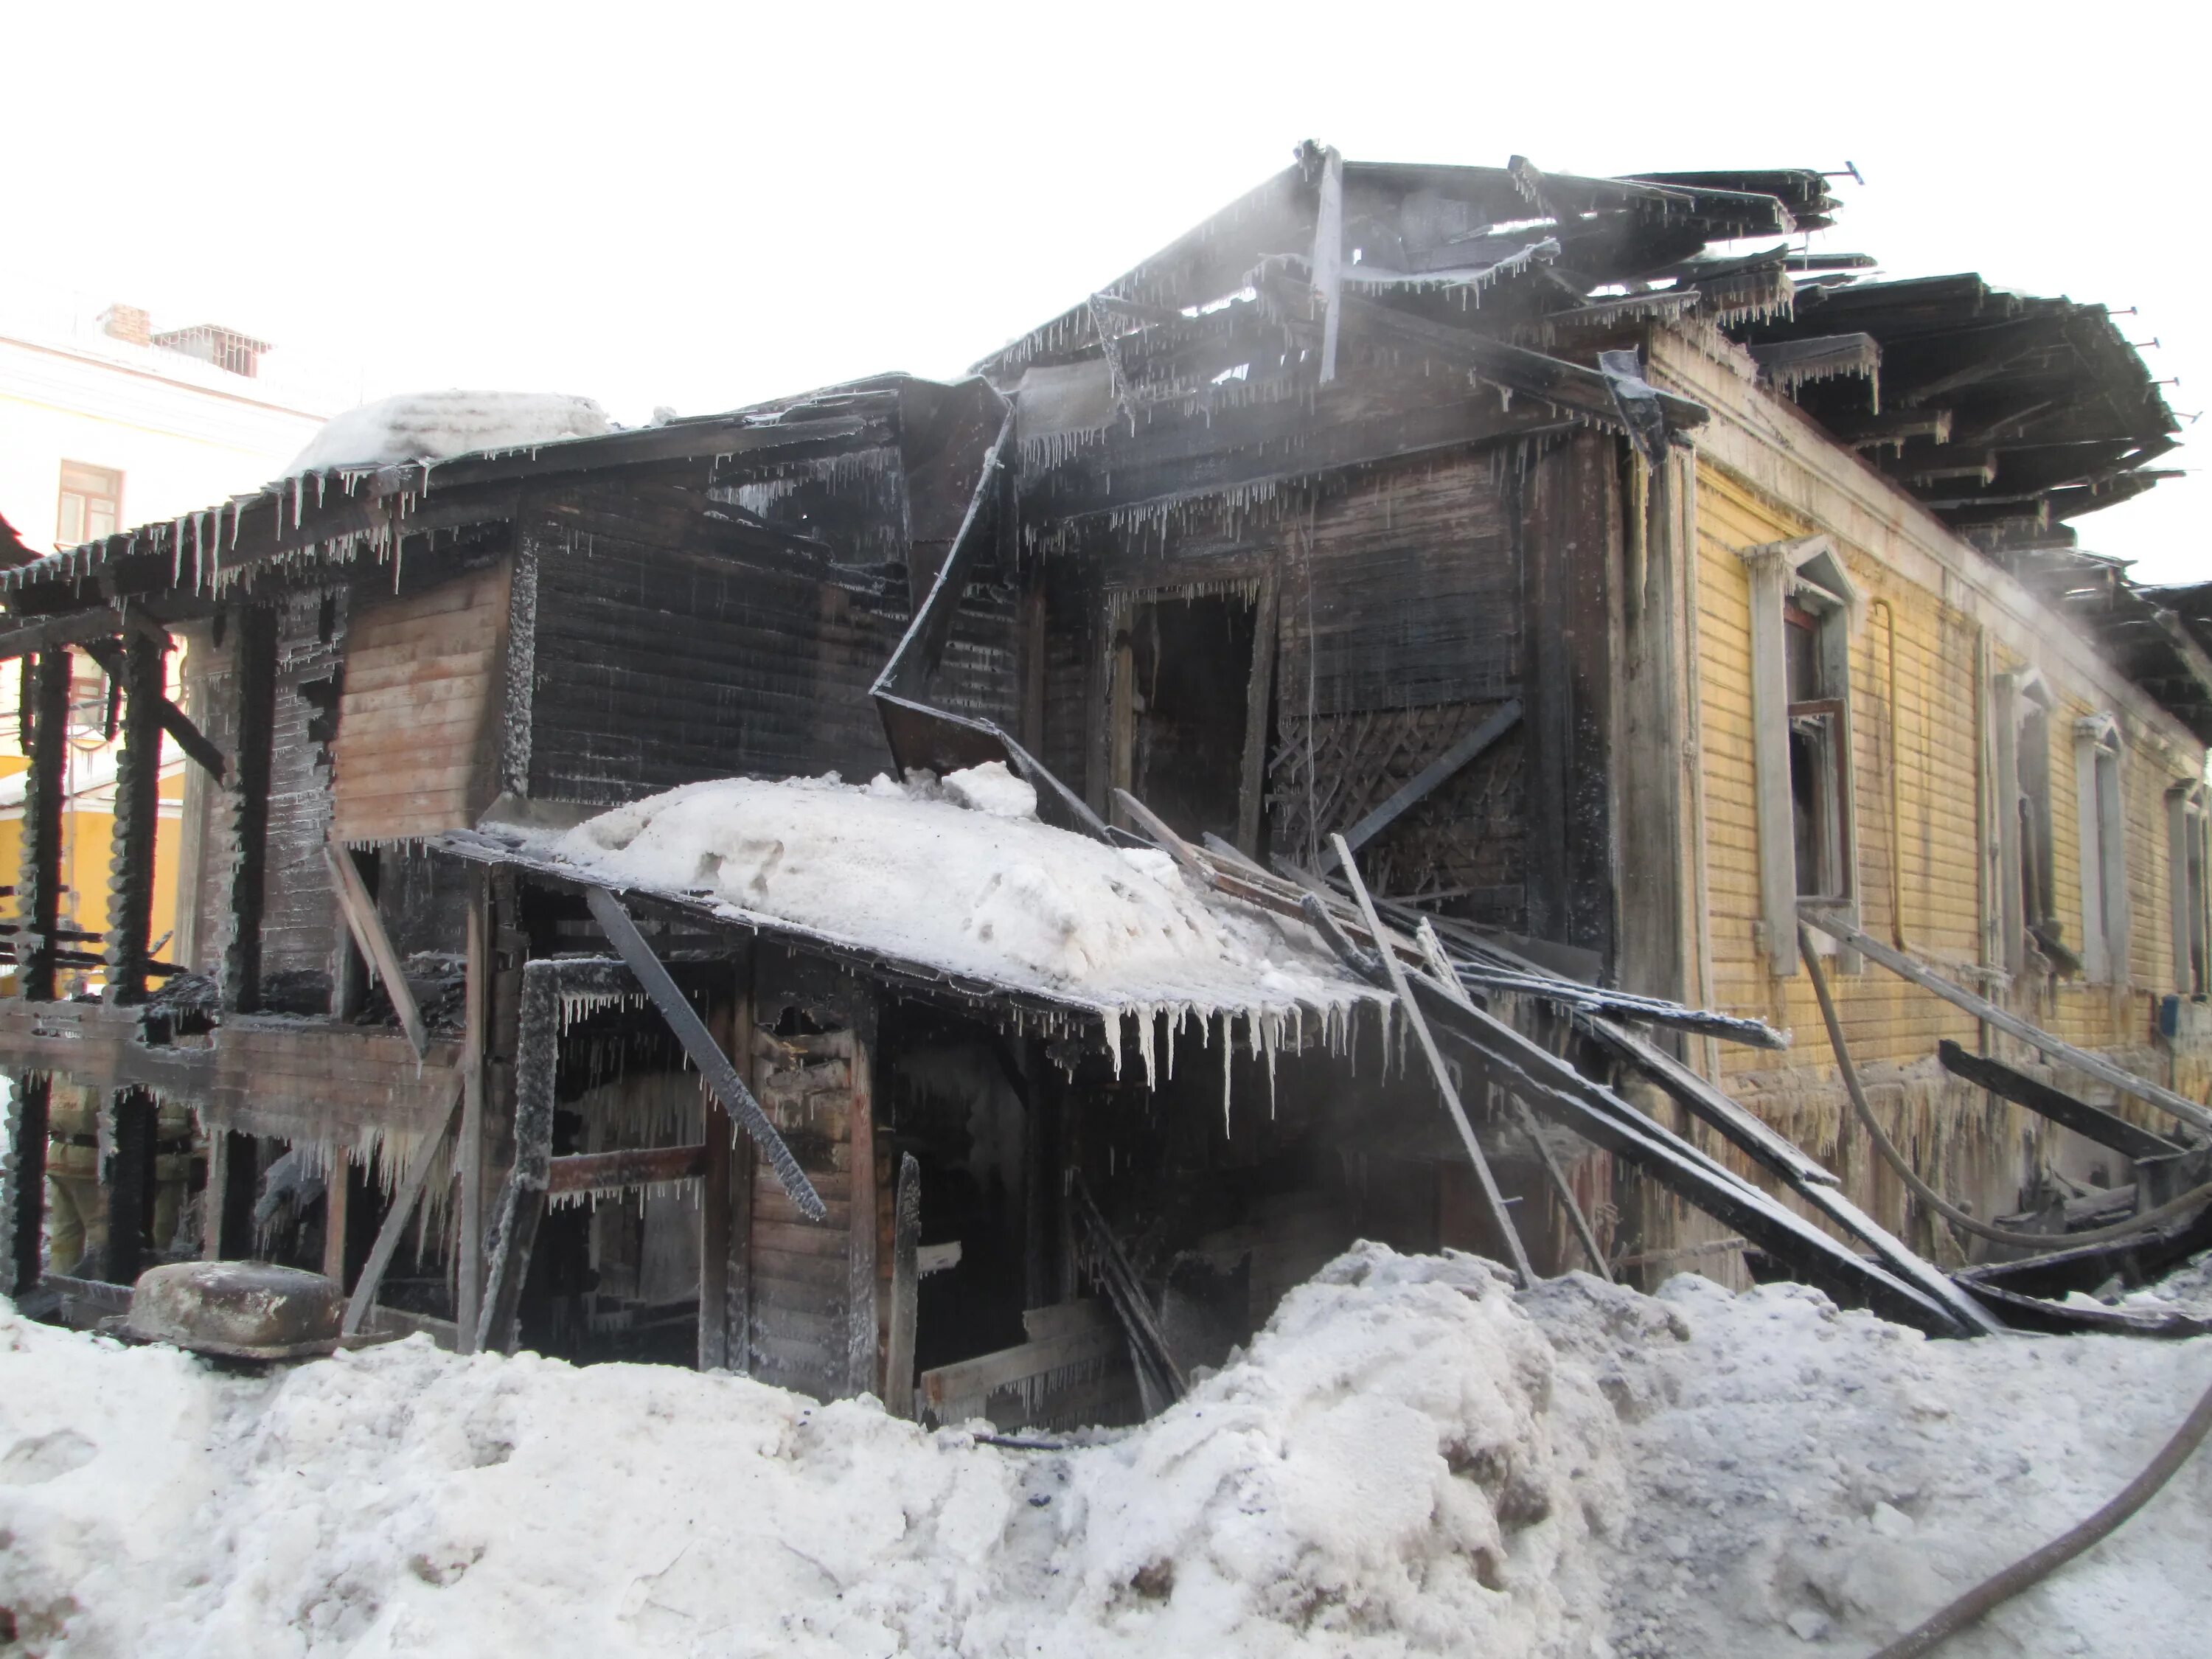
[1742,535,1860,976]
[57,461,122,548]
[2073,714,2130,985]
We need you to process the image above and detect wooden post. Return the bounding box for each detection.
[846,1018,879,1399]
[105,1088,157,1284]
[455,892,487,1351]
[1235,572,1279,858]
[223,605,277,1013]
[321,1150,350,1287]
[18,650,69,1001]
[5,1077,52,1295]
[698,1091,734,1371]
[476,961,557,1355]
[201,1130,229,1262]
[886,1152,920,1417]
[103,631,165,1004]
[218,1133,258,1260]
[726,973,756,1374]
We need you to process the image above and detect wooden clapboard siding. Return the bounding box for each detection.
[1687,425,2208,1106]
[330,563,509,844]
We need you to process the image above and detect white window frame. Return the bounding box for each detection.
[2168,780,2211,998]
[2073,714,2129,984]
[1742,533,1860,975]
[1993,667,2057,977]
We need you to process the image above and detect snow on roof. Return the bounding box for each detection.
[540,765,1383,1076]
[284,390,611,476]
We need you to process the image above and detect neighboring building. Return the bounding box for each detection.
[0,297,333,983]
[1,153,2205,1417]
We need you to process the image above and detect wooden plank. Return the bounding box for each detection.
[753,1245,849,1289]
[751,1218,852,1257]
[1938,1040,2183,1162]
[1803,910,2212,1137]
[1333,834,1534,1287]
[918,1322,1124,1411]
[886,1153,919,1419]
[1235,571,1279,858]
[545,1144,709,1194]
[322,1150,350,1287]
[456,894,486,1352]
[341,1082,463,1338]
[322,844,429,1059]
[583,887,824,1220]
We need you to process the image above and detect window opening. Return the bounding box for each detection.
[57,462,122,549]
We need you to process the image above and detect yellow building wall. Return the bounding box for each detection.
[1689,454,2202,1242]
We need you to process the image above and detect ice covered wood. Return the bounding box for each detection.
[543,765,1385,1078]
[284,390,612,475]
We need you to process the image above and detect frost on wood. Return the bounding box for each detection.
[285,391,613,476]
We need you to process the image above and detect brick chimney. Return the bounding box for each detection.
[100,304,152,347]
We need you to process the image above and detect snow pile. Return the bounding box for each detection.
[285,391,611,475]
[545,765,1382,1067]
[3,1249,2207,1657]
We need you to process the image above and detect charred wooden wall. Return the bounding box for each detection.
[513,467,1017,807]
[1037,432,1622,959]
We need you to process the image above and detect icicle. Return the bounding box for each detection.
[1220,1007,1234,1135]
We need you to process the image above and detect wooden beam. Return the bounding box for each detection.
[476,961,557,1354]
[104,1089,156,1284]
[322,844,429,1059]
[1234,571,1279,858]
[222,605,276,1012]
[1320,700,1521,871]
[1590,1015,2006,1334]
[1938,1040,2183,1162]
[1299,896,1975,1334]
[846,1026,878,1399]
[17,650,69,1001]
[886,1152,920,1419]
[79,639,226,782]
[341,1082,463,1338]
[582,887,826,1221]
[1333,833,1534,1287]
[1802,909,2212,1138]
[321,1150,350,1287]
[102,632,165,1004]
[4,1077,50,1296]
[545,1144,710,1194]
[454,894,487,1352]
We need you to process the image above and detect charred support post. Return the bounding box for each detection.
[455,891,487,1351]
[104,1088,157,1284]
[322,1150,350,1288]
[103,630,164,1004]
[476,959,560,1354]
[2,651,69,1297]
[17,650,69,1001]
[886,1152,921,1418]
[4,1077,50,1296]
[223,605,278,1012]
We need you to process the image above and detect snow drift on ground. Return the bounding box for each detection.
[544,766,1381,1064]
[3,1248,2207,1658]
[285,392,612,475]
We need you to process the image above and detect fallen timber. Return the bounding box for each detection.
[1290,893,1972,1334]
[1110,807,1986,1332]
[1936,1040,2185,1163]
[1801,908,2212,1141]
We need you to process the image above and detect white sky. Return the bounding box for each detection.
[7,1,2206,579]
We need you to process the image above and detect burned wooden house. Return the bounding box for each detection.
[4,147,2210,1419]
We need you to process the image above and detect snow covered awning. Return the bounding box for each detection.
[444,765,1386,1082]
